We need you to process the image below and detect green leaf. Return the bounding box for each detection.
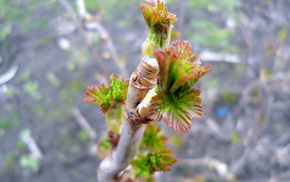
[84,74,129,114]
[150,40,210,134]
[84,83,112,113]
[131,149,178,179]
[149,89,203,134]
[154,40,210,93]
[109,74,129,106]
[140,122,168,150]
[19,154,39,172]
[140,0,177,31]
[141,0,177,56]
[131,154,151,179]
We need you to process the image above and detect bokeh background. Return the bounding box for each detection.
[1,0,290,181]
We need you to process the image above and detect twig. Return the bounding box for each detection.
[71,107,97,140]
[20,129,43,159]
[98,56,159,181]
[199,51,240,63]
[178,158,236,181]
[58,0,79,23]
[58,0,128,78]
[76,0,87,19]
[84,21,128,78]
[91,39,110,82]
[0,63,18,85]
[205,118,231,141]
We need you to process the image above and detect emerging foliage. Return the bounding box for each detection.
[131,149,178,180]
[140,0,177,32]
[140,122,168,150]
[149,40,211,134]
[84,74,129,114]
[140,0,177,56]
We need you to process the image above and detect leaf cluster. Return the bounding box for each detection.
[149,40,211,134]
[140,122,168,151]
[84,74,129,114]
[130,149,178,180]
[140,0,177,52]
[140,0,177,33]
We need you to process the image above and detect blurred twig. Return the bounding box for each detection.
[58,0,128,78]
[72,107,97,140]
[20,129,43,159]
[84,20,128,78]
[0,63,18,85]
[58,0,79,23]
[76,0,86,19]
[178,158,236,181]
[199,51,240,63]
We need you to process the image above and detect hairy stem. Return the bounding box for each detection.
[98,56,159,181]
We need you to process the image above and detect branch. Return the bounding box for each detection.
[71,107,97,140]
[84,21,128,78]
[20,129,43,159]
[0,63,18,85]
[199,51,240,63]
[98,56,159,181]
[178,158,236,181]
[58,0,79,23]
[76,0,87,19]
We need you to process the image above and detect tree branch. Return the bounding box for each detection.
[98,56,159,181]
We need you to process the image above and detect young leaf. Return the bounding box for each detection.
[140,0,177,32]
[149,89,203,134]
[110,74,129,106]
[84,74,129,114]
[140,0,177,56]
[131,154,151,179]
[131,149,178,179]
[149,40,210,134]
[140,122,168,150]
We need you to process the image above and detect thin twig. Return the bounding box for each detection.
[178,158,236,181]
[98,57,159,181]
[72,107,97,140]
[0,63,18,85]
[76,0,87,19]
[58,0,79,23]
[21,130,43,159]
[199,51,240,63]
[84,21,128,78]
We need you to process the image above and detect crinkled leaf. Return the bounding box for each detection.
[84,83,110,105]
[154,40,210,93]
[140,122,168,151]
[190,65,211,87]
[154,49,176,91]
[150,40,210,134]
[140,0,177,53]
[149,89,203,134]
[154,43,199,93]
[84,74,129,114]
[168,40,194,63]
[131,154,151,179]
[131,149,178,180]
[100,94,114,114]
[110,74,129,106]
[140,1,177,30]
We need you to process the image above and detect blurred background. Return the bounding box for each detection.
[0,0,290,181]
